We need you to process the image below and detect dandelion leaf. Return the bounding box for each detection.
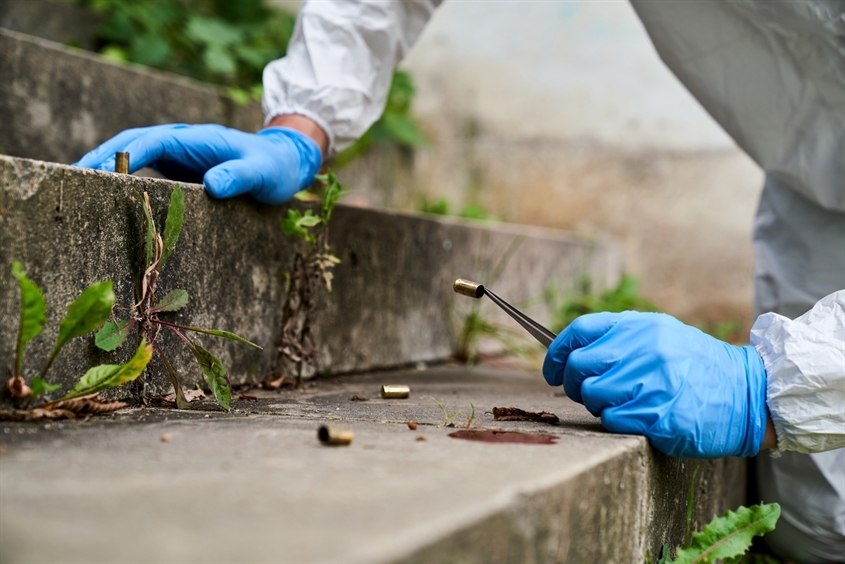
[30,376,61,401]
[671,504,780,564]
[160,185,184,269]
[64,339,152,399]
[176,324,262,349]
[139,192,157,270]
[11,261,46,377]
[95,320,132,351]
[53,281,115,356]
[188,341,231,410]
[154,289,189,312]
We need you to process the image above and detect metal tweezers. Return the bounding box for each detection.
[453,279,557,348]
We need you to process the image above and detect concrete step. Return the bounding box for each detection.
[0,26,443,220]
[0,0,102,51]
[0,27,263,165]
[0,155,621,396]
[0,366,744,563]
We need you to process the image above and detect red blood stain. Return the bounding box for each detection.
[447,430,559,445]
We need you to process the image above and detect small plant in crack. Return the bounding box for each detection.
[2,261,151,421]
[95,186,262,410]
[466,402,476,429]
[427,395,474,428]
[269,170,348,388]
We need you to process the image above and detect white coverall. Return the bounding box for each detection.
[262,1,845,561]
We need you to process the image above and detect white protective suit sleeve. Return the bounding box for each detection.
[751,290,845,454]
[262,0,441,155]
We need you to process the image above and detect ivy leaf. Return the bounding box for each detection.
[62,339,153,400]
[671,504,781,564]
[11,261,47,378]
[152,289,189,313]
[50,281,115,361]
[30,376,61,401]
[95,319,133,352]
[187,340,230,410]
[159,184,184,270]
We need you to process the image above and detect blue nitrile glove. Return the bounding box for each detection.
[73,124,322,205]
[542,311,768,459]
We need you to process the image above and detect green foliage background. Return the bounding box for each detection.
[70,0,428,162]
[546,275,659,334]
[76,0,292,93]
[545,275,745,343]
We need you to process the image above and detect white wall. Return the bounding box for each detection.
[402,0,736,152]
[323,0,765,331]
[390,0,763,329]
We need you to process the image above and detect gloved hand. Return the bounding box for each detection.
[73,124,322,205]
[543,311,768,459]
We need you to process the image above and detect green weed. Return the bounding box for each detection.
[546,275,747,344]
[418,196,451,216]
[427,396,462,427]
[274,171,347,384]
[416,196,493,221]
[546,274,659,334]
[94,186,261,410]
[466,402,476,429]
[4,261,150,416]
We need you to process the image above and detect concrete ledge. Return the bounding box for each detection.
[0,156,621,397]
[0,28,263,165]
[0,0,102,51]
[0,367,744,563]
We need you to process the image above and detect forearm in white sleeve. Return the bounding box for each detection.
[262,0,441,155]
[751,290,845,454]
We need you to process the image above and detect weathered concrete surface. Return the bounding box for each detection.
[0,0,102,51]
[0,155,621,398]
[0,28,263,165]
[0,366,745,563]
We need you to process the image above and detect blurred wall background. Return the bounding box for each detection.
[4,0,765,333]
[341,0,764,332]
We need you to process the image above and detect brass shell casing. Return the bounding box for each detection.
[453,279,484,298]
[318,425,353,446]
[115,152,130,174]
[381,385,410,399]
